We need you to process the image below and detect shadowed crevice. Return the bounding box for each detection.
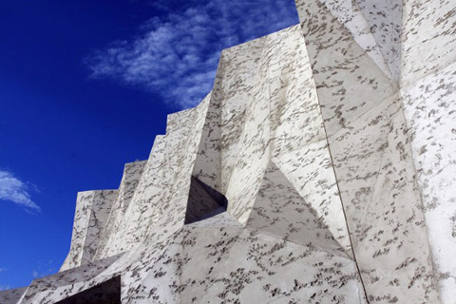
[55,276,120,304]
[184,176,228,224]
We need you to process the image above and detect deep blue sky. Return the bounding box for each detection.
[0,0,298,290]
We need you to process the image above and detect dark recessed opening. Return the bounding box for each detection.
[184,176,228,224]
[55,276,121,304]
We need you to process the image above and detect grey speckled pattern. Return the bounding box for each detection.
[0,287,26,304]
[401,60,456,304]
[60,189,118,271]
[295,0,456,302]
[2,0,455,303]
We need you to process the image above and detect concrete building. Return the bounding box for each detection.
[2,0,456,303]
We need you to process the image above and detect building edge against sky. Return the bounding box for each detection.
[1,0,456,303]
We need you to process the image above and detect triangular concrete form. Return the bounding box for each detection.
[95,160,146,260]
[296,0,397,137]
[184,176,228,224]
[60,190,118,271]
[179,229,364,304]
[317,0,394,81]
[356,0,402,83]
[246,161,351,258]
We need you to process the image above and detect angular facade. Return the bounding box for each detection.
[2,0,456,303]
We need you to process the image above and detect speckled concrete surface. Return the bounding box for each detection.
[2,0,455,303]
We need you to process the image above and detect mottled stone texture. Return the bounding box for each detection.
[2,0,455,303]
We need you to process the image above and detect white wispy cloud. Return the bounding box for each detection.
[32,260,56,279]
[0,268,9,291]
[85,0,299,109]
[0,170,41,212]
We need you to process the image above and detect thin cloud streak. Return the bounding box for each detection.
[32,260,57,279]
[85,0,299,109]
[0,285,10,291]
[0,170,41,212]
